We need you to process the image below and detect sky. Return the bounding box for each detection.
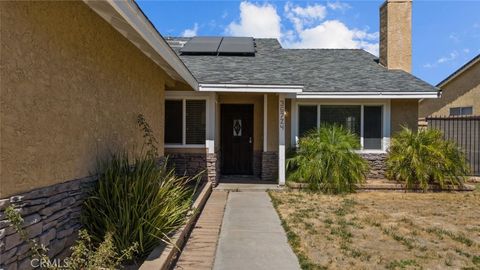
[137,0,480,85]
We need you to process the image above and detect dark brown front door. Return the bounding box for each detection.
[221,104,254,175]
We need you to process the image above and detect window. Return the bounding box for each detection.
[296,104,385,151]
[165,100,183,144]
[165,99,206,145]
[363,106,383,150]
[450,106,473,116]
[298,105,318,137]
[186,100,206,144]
[320,105,361,140]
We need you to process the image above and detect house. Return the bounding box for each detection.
[161,0,437,184]
[0,0,438,267]
[419,54,480,118]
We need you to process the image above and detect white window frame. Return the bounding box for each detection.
[291,99,391,153]
[449,106,473,116]
[165,91,212,148]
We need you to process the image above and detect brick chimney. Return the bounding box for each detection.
[379,0,412,72]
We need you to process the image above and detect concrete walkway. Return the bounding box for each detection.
[213,192,301,270]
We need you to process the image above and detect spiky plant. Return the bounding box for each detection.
[287,125,369,194]
[386,127,469,191]
[82,154,199,259]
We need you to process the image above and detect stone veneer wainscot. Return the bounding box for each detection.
[0,177,96,270]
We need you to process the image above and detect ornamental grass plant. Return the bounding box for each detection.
[287,125,368,194]
[82,114,200,261]
[387,127,469,191]
[82,155,198,259]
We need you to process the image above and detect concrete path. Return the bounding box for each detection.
[213,192,301,270]
[174,191,228,270]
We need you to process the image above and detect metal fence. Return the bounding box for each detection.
[426,115,480,176]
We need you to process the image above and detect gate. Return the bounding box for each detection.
[426,115,480,176]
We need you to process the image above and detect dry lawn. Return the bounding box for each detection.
[269,188,480,270]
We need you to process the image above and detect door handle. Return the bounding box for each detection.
[249,137,252,144]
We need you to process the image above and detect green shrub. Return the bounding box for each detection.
[386,127,469,191]
[82,154,198,259]
[287,125,368,194]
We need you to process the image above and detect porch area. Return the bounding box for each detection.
[164,91,290,186]
[163,89,409,187]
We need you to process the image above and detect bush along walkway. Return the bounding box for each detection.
[173,190,228,270]
[213,192,301,270]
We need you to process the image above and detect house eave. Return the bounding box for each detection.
[83,0,198,90]
[198,83,303,93]
[296,91,439,99]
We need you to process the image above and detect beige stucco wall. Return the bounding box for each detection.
[391,99,419,134]
[419,60,480,117]
[1,1,170,197]
[286,99,292,150]
[266,94,279,152]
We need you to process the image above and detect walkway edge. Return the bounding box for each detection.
[140,181,212,270]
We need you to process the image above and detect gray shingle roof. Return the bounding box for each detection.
[167,38,438,93]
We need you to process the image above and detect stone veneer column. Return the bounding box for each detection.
[0,177,96,269]
[261,151,278,181]
[360,153,388,179]
[253,151,263,178]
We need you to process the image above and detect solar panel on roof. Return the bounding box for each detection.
[180,37,223,55]
[218,37,255,55]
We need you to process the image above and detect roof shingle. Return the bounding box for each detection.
[167,37,438,93]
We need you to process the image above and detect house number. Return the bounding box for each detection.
[279,100,285,130]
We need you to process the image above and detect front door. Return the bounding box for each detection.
[221,104,254,175]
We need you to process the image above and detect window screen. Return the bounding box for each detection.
[450,106,473,116]
[364,106,383,149]
[320,105,361,140]
[298,105,318,137]
[165,100,183,144]
[186,100,206,144]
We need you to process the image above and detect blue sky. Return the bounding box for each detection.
[137,1,480,85]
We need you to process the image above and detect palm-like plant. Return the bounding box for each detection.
[386,127,469,191]
[287,125,369,194]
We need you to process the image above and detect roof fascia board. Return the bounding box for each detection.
[83,0,198,90]
[297,92,439,99]
[198,84,303,93]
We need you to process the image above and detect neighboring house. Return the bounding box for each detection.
[419,54,480,118]
[0,0,438,267]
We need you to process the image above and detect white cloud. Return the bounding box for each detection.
[226,2,281,38]
[225,2,379,55]
[222,11,228,19]
[181,23,199,37]
[327,1,351,11]
[423,50,459,68]
[437,51,458,63]
[284,2,327,32]
[449,33,460,43]
[285,20,379,55]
